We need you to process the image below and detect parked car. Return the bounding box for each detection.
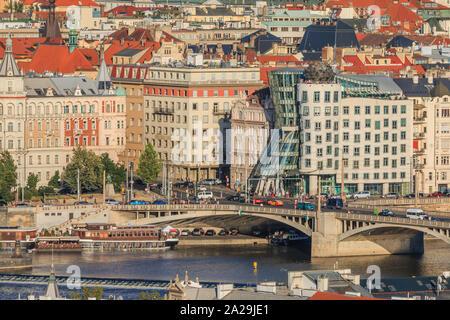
[267,199,284,206]
[379,209,395,217]
[191,228,204,236]
[74,201,93,206]
[326,198,343,209]
[383,193,400,199]
[406,208,428,220]
[105,199,121,205]
[0,200,7,207]
[205,229,216,236]
[218,229,229,236]
[296,201,315,211]
[180,230,191,236]
[429,216,440,221]
[353,191,371,199]
[197,191,214,200]
[153,199,168,204]
[229,227,239,235]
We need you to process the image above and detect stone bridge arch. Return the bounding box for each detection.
[127,210,313,237]
[339,223,450,245]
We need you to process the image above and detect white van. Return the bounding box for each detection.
[197,191,213,200]
[353,191,371,199]
[406,208,428,220]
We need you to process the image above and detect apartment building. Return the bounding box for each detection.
[297,74,414,196]
[143,65,263,182]
[394,76,450,194]
[111,64,147,167]
[0,37,126,187]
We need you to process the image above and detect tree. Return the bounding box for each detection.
[0,151,17,202]
[61,147,103,193]
[4,1,23,13]
[139,290,162,300]
[48,170,61,189]
[69,286,103,300]
[137,143,161,184]
[100,153,126,192]
[27,173,39,192]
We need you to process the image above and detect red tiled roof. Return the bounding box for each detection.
[78,48,99,66]
[309,292,384,300]
[105,5,147,16]
[23,0,99,6]
[0,37,45,59]
[20,44,96,74]
[256,55,300,65]
[103,39,159,65]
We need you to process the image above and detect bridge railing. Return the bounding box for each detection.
[336,212,450,229]
[112,204,312,217]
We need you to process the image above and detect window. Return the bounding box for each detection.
[365,106,371,114]
[343,106,349,114]
[314,91,320,102]
[354,106,360,114]
[324,91,330,102]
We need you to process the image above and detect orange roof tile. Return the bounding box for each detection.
[20,44,96,74]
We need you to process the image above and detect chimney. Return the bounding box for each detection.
[100,4,105,17]
[273,42,278,55]
[317,276,329,292]
[413,75,419,84]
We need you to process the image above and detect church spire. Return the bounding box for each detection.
[0,34,21,77]
[96,43,112,93]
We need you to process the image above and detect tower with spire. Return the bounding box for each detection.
[0,34,25,96]
[96,43,112,94]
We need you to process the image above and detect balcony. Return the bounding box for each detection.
[414,103,426,109]
[413,132,425,139]
[153,107,174,114]
[414,148,426,154]
[213,109,230,115]
[413,116,426,123]
[414,164,425,170]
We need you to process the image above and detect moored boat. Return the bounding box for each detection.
[71,223,179,250]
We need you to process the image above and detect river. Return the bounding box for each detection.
[1,240,450,299]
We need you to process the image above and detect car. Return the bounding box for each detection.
[200,179,216,185]
[296,201,315,211]
[153,199,168,204]
[429,192,444,197]
[326,198,343,209]
[353,191,371,199]
[404,193,424,198]
[74,201,93,206]
[16,202,33,207]
[406,208,428,220]
[252,229,262,236]
[129,200,150,205]
[0,200,7,207]
[267,199,284,206]
[229,227,239,235]
[205,229,216,236]
[383,193,400,199]
[378,209,395,217]
[105,199,121,205]
[191,228,204,236]
[197,191,214,200]
[429,216,440,221]
[180,229,190,236]
[226,195,245,202]
[197,186,207,191]
[251,198,264,204]
[218,229,228,236]
[42,203,55,207]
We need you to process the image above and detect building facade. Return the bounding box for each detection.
[143,65,263,182]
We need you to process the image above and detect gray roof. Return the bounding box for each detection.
[114,48,143,57]
[0,36,21,77]
[24,76,104,97]
[337,74,403,94]
[221,288,306,300]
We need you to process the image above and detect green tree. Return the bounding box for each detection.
[48,170,61,189]
[0,151,17,202]
[69,286,103,300]
[27,173,39,192]
[139,290,162,300]
[100,153,126,192]
[61,147,103,193]
[4,1,23,13]
[137,143,161,184]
